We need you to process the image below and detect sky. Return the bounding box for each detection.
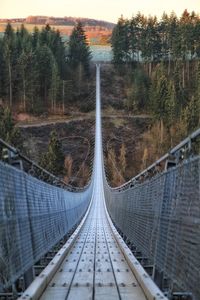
[0,0,199,23]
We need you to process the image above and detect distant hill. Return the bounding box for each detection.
[0,16,115,30]
[0,16,115,45]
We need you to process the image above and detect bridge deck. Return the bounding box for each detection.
[39,189,147,300]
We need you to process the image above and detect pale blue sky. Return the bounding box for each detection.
[0,0,199,22]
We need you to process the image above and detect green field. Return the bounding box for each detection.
[91,45,112,61]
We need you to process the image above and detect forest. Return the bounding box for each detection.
[0,22,92,114]
[111,10,200,153]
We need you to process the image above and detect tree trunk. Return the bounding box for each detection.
[187,60,190,82]
[51,97,54,113]
[168,50,171,75]
[8,61,12,107]
[137,51,140,62]
[62,80,65,114]
[44,78,47,109]
[78,63,83,95]
[23,75,26,111]
[182,62,185,89]
[160,119,164,145]
[149,62,152,76]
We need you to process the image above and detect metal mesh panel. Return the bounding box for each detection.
[0,161,92,289]
[104,156,200,299]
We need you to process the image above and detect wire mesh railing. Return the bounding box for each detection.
[104,139,200,299]
[0,161,92,290]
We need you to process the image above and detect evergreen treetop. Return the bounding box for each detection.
[68,22,92,75]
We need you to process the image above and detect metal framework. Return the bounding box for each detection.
[0,161,92,291]
[105,155,200,299]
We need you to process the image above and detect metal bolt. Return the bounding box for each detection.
[132,282,137,287]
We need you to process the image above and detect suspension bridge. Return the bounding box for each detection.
[0,65,200,300]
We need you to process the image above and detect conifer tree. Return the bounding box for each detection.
[68,22,91,75]
[40,131,64,176]
[17,26,33,111]
[129,16,138,61]
[185,63,200,131]
[0,106,22,146]
[34,45,58,111]
[32,26,39,49]
[128,68,150,111]
[0,39,4,98]
[165,80,176,128]
[3,23,16,107]
[111,16,130,64]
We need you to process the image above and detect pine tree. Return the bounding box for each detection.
[39,24,52,46]
[51,30,66,78]
[32,26,39,49]
[128,67,150,111]
[0,106,22,147]
[111,16,130,64]
[0,39,5,99]
[141,16,161,74]
[68,22,91,75]
[164,80,176,128]
[129,16,138,61]
[168,12,179,62]
[195,19,200,58]
[17,26,33,111]
[40,131,65,176]
[185,62,200,131]
[150,64,167,118]
[34,45,58,111]
[3,23,16,107]
[185,96,200,132]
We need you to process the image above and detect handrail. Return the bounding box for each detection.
[0,138,86,192]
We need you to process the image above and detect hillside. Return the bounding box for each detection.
[0,16,114,45]
[0,16,115,30]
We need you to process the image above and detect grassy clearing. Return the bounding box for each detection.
[110,117,126,128]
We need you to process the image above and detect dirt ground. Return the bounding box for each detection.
[19,114,151,187]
